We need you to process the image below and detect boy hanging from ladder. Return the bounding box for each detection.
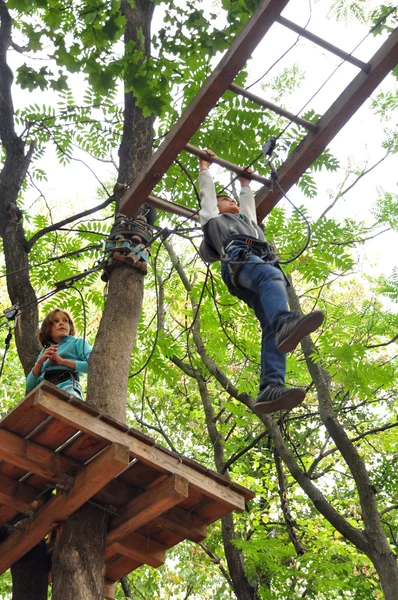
[198,149,324,415]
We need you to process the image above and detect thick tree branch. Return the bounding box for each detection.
[26,195,115,250]
[0,0,17,150]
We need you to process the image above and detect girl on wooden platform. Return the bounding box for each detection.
[26,308,91,400]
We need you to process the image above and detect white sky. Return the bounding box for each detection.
[9,0,398,276]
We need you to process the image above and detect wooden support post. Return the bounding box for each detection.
[104,580,116,600]
[0,442,130,576]
[0,428,80,485]
[107,474,189,544]
[119,0,290,216]
[0,473,40,513]
[106,532,166,568]
[185,144,271,186]
[276,16,369,71]
[256,27,398,220]
[228,83,318,131]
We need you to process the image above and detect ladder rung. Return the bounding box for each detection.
[146,194,199,222]
[185,144,272,187]
[276,16,370,72]
[228,83,318,132]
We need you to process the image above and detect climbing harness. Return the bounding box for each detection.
[221,235,278,288]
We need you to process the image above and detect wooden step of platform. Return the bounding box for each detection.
[0,382,254,586]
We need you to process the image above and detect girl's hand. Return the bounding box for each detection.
[199,149,215,171]
[38,345,58,365]
[49,352,67,366]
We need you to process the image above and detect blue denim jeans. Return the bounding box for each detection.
[221,243,294,391]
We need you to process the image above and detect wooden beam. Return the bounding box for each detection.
[256,27,398,220]
[105,556,141,582]
[0,442,130,576]
[0,473,40,513]
[276,16,369,71]
[34,385,250,510]
[106,532,166,568]
[107,475,189,544]
[0,428,80,485]
[228,83,318,131]
[185,144,271,186]
[104,580,115,600]
[152,506,208,543]
[146,194,199,222]
[119,0,290,216]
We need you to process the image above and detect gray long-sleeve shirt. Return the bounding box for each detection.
[198,169,265,261]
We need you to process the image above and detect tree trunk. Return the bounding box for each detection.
[370,550,398,600]
[11,541,49,600]
[51,2,155,598]
[52,504,108,600]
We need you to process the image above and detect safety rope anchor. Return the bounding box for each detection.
[101,213,153,282]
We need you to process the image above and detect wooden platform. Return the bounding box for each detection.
[0,382,254,595]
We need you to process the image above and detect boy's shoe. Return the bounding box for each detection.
[253,384,306,415]
[276,310,325,354]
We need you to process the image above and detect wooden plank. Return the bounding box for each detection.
[60,432,109,463]
[35,385,251,510]
[228,83,318,131]
[152,506,208,543]
[0,473,40,513]
[29,418,79,450]
[107,475,189,544]
[104,580,115,600]
[0,391,50,437]
[119,0,290,216]
[106,532,166,568]
[185,144,271,185]
[276,16,369,71]
[0,442,130,576]
[0,428,81,485]
[105,555,141,582]
[256,27,398,220]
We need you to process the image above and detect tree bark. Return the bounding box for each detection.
[286,283,398,598]
[52,505,108,600]
[0,3,47,598]
[51,2,155,598]
[10,541,49,600]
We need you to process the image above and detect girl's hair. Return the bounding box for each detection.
[39,309,76,347]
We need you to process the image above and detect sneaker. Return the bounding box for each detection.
[276,310,324,354]
[253,385,306,415]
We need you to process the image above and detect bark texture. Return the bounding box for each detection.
[52,505,108,600]
[0,3,47,598]
[10,541,49,600]
[51,2,155,598]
